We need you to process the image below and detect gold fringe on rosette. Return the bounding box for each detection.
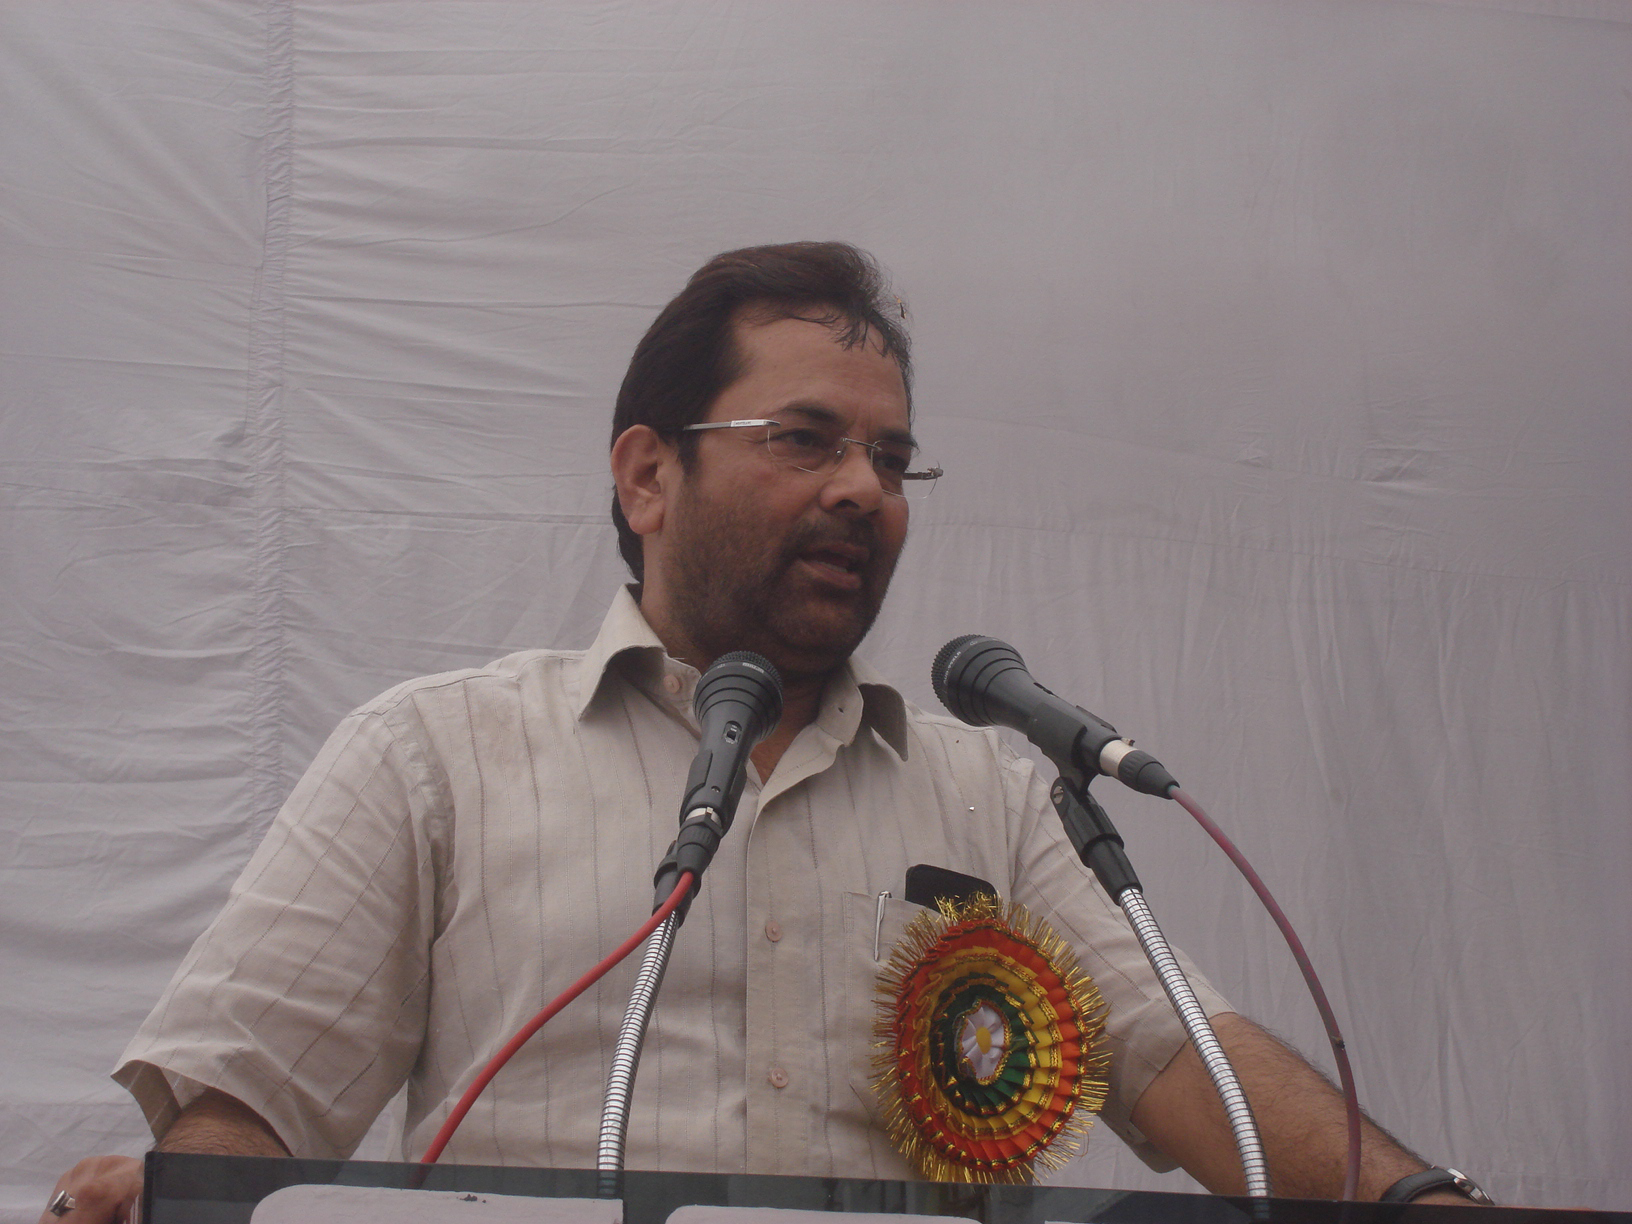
[871,894,1110,1184]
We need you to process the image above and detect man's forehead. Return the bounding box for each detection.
[726,313,910,418]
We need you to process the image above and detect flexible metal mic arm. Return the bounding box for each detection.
[597,900,683,1194]
[1049,768,1272,1200]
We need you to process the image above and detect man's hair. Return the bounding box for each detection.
[609,240,912,582]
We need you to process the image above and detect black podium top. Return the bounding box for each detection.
[143,1153,1623,1224]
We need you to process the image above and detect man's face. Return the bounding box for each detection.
[655,314,913,682]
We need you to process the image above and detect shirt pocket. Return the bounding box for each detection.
[836,889,930,1139]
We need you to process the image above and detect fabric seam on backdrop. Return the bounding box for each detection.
[248,0,297,832]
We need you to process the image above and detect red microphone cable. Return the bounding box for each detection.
[419,870,695,1165]
[1170,787,1363,1202]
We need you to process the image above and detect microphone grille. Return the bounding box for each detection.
[709,650,784,697]
[934,633,1035,727]
[697,650,785,732]
[931,634,987,712]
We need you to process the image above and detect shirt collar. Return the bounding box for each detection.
[573,586,677,719]
[848,655,909,759]
[574,587,909,760]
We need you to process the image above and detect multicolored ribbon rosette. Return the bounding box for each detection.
[872,894,1109,1183]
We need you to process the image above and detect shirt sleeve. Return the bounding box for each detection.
[113,697,446,1159]
[1000,749,1234,1172]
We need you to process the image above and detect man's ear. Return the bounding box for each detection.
[610,424,676,537]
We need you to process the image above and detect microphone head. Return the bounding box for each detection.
[932,635,1030,727]
[695,650,785,743]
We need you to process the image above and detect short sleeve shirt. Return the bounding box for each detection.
[116,589,1230,1177]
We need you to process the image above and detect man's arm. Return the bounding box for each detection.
[153,1087,290,1157]
[1132,1012,1477,1204]
[38,1089,287,1224]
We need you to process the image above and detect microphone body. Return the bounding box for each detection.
[932,635,1177,797]
[653,651,783,911]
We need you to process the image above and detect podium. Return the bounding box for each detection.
[142,1154,1626,1224]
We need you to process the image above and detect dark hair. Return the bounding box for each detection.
[609,240,912,581]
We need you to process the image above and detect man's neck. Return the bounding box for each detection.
[635,586,839,779]
[749,674,827,778]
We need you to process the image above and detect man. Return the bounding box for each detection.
[43,243,1485,1222]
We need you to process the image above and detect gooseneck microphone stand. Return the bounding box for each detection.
[1049,763,1271,1199]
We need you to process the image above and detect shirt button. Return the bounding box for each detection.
[662,674,681,695]
[768,1065,789,1089]
[764,921,782,943]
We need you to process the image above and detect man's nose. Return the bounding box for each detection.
[818,441,887,513]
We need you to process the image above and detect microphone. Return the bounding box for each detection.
[932,635,1178,797]
[653,651,784,911]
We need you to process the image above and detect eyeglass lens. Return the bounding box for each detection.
[762,423,936,498]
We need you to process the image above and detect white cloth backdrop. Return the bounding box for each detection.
[2,1,1627,1217]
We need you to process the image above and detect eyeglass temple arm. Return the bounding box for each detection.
[678,419,778,432]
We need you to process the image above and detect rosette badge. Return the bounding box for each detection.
[873,894,1109,1183]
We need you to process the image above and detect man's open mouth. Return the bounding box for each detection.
[790,543,873,594]
[805,545,866,573]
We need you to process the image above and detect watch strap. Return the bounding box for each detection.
[1380,1167,1496,1205]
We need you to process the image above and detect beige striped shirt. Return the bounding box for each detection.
[116,588,1228,1177]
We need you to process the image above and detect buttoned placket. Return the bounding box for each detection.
[625,639,877,1175]
[737,684,867,1174]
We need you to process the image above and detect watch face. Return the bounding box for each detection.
[1446,1168,1497,1205]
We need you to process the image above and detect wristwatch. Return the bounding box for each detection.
[1380,1167,1497,1206]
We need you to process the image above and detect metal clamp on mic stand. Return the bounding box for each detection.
[1049,766,1271,1199]
[596,652,783,1194]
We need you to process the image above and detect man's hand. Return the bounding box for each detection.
[1131,1012,1484,1202]
[40,1088,288,1224]
[37,1155,142,1224]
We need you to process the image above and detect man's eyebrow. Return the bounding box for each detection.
[777,402,918,447]
[777,403,841,426]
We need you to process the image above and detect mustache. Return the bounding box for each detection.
[781,518,881,565]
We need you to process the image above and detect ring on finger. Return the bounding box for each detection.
[47,1189,78,1216]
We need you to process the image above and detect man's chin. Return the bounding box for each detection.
[760,602,880,679]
